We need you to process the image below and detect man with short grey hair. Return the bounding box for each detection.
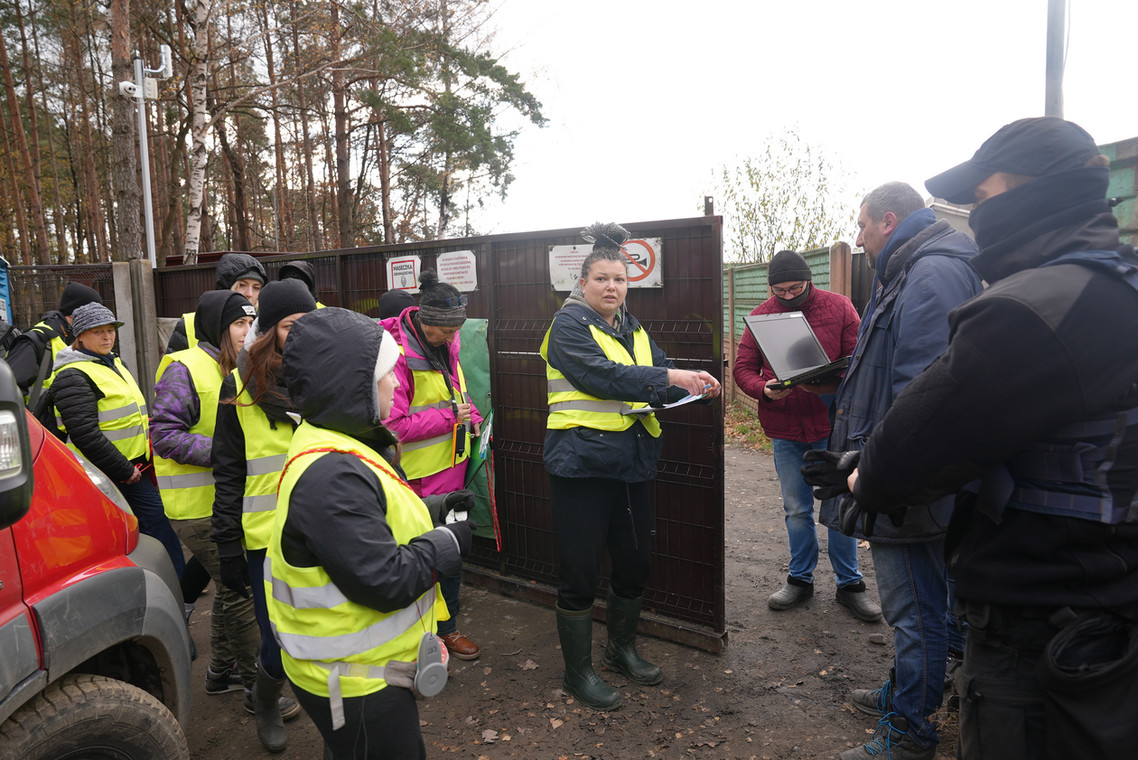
[812,181,981,760]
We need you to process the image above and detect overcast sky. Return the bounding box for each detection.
[475,0,1137,245]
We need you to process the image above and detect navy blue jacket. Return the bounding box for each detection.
[821,211,981,543]
[542,297,677,483]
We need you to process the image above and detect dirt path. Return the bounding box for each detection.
[186,444,955,759]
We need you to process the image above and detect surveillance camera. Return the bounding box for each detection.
[118,81,139,98]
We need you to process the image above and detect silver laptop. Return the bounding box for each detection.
[743,312,850,389]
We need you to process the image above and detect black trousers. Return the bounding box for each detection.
[293,682,425,760]
[956,601,1138,760]
[548,475,655,611]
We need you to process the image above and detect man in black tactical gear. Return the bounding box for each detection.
[809,117,1138,760]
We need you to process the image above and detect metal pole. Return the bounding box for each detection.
[133,53,157,267]
[1045,0,1065,117]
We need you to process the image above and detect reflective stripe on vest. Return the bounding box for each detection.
[55,358,150,461]
[540,323,661,437]
[265,423,445,723]
[182,311,199,349]
[153,347,222,520]
[398,328,472,479]
[979,249,1138,525]
[232,367,294,550]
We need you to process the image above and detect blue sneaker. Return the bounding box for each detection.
[851,678,893,717]
[839,713,935,760]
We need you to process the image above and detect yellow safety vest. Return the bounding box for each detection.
[153,347,221,520]
[233,367,294,550]
[25,324,67,404]
[399,343,473,480]
[540,323,661,437]
[181,311,199,349]
[266,422,445,715]
[56,357,150,460]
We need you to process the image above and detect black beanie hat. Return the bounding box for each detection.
[768,250,812,285]
[194,291,255,347]
[417,270,466,327]
[58,282,103,317]
[257,279,317,335]
[379,289,415,320]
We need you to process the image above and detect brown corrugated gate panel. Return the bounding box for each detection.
[8,264,117,329]
[152,217,726,651]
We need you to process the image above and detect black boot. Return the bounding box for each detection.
[556,605,621,711]
[252,663,287,753]
[602,592,663,685]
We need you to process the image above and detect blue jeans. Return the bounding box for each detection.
[247,548,284,679]
[118,477,185,578]
[771,437,861,587]
[870,539,949,748]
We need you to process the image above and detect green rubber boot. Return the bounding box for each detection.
[602,592,663,686]
[556,605,622,711]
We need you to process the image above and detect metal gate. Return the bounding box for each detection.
[154,216,727,651]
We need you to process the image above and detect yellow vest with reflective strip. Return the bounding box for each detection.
[540,323,661,436]
[153,347,221,520]
[400,348,472,480]
[56,357,150,460]
[26,326,68,404]
[266,422,446,704]
[232,367,295,550]
[181,311,199,349]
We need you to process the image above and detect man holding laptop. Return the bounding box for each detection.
[733,250,879,621]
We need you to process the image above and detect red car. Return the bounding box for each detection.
[0,358,192,758]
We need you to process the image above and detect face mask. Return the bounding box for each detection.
[779,283,812,310]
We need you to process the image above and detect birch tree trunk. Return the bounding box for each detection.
[183,0,211,264]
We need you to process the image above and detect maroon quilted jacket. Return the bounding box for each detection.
[732,285,860,442]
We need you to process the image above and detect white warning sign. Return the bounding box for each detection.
[548,238,662,291]
[437,250,477,291]
[387,256,421,292]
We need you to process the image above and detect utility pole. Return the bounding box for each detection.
[118,44,172,267]
[1045,0,1065,117]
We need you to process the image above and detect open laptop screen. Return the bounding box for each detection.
[743,312,833,381]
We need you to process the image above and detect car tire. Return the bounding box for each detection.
[0,672,189,759]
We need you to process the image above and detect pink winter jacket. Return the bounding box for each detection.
[732,286,859,443]
[380,307,483,497]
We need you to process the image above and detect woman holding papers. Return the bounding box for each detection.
[540,222,721,711]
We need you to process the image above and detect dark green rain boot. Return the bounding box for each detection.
[602,592,663,685]
[555,605,622,711]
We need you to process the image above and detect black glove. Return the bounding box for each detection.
[836,494,906,538]
[444,489,476,512]
[219,553,250,598]
[442,519,480,555]
[801,449,861,500]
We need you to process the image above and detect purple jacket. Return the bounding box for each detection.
[150,343,220,468]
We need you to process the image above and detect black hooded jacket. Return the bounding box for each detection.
[167,254,266,353]
[8,310,71,394]
[853,210,1138,609]
[275,308,461,613]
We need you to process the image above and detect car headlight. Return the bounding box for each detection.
[69,449,134,516]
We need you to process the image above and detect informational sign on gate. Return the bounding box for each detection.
[387,255,421,292]
[547,237,663,291]
[436,250,477,291]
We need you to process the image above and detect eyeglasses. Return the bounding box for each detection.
[443,295,468,307]
[771,282,807,297]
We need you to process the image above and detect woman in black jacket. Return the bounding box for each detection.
[541,222,720,711]
[46,302,184,576]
